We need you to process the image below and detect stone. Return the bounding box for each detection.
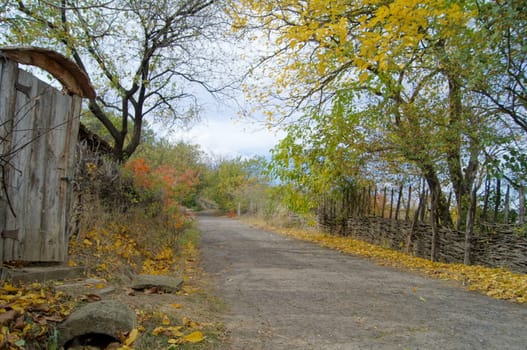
[130,274,183,293]
[54,278,116,297]
[2,266,86,283]
[58,300,136,348]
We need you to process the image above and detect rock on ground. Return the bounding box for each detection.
[130,274,183,293]
[58,300,136,348]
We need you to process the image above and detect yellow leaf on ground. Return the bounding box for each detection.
[124,328,139,346]
[170,303,183,309]
[183,331,204,343]
[162,315,171,325]
[1,284,19,293]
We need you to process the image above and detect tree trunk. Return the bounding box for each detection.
[421,163,452,226]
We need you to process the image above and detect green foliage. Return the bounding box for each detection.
[201,156,266,212]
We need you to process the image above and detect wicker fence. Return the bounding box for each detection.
[317,185,527,274]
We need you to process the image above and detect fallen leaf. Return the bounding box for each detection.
[170,303,183,309]
[183,316,200,329]
[0,310,18,325]
[30,303,50,312]
[1,284,19,293]
[183,331,204,343]
[13,316,25,330]
[124,328,139,346]
[161,315,170,325]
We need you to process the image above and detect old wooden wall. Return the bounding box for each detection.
[0,58,81,263]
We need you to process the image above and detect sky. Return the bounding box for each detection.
[170,118,284,158]
[159,97,286,159]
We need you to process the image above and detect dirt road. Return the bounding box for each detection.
[198,216,527,350]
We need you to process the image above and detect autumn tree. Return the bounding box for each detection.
[231,0,512,234]
[1,0,229,162]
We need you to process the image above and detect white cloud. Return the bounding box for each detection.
[168,117,284,158]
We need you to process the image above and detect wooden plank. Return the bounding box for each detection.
[2,59,82,263]
[0,60,18,236]
[3,66,37,260]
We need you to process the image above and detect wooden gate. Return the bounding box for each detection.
[0,49,92,263]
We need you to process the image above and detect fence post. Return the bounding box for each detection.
[493,178,501,223]
[381,187,387,218]
[464,185,477,265]
[389,188,394,219]
[519,186,525,225]
[395,184,403,220]
[405,185,412,221]
[367,185,371,216]
[373,187,377,217]
[504,185,510,224]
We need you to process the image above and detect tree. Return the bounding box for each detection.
[202,156,269,213]
[232,0,506,230]
[2,0,228,162]
[473,0,527,135]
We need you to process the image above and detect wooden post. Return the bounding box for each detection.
[406,189,424,253]
[381,187,387,218]
[395,184,403,220]
[389,188,394,219]
[481,177,490,223]
[430,191,439,262]
[405,185,412,221]
[504,185,510,224]
[373,187,377,217]
[493,178,501,223]
[519,186,525,225]
[361,187,367,217]
[367,185,371,216]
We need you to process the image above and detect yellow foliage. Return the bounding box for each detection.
[231,0,475,123]
[124,328,139,346]
[0,281,75,349]
[183,331,205,343]
[70,219,180,279]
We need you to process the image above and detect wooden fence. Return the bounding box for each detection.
[318,184,527,273]
[1,53,85,263]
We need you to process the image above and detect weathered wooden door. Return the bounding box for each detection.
[0,58,81,263]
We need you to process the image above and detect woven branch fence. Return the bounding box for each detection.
[317,184,527,274]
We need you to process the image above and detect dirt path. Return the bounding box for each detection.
[198,216,527,350]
